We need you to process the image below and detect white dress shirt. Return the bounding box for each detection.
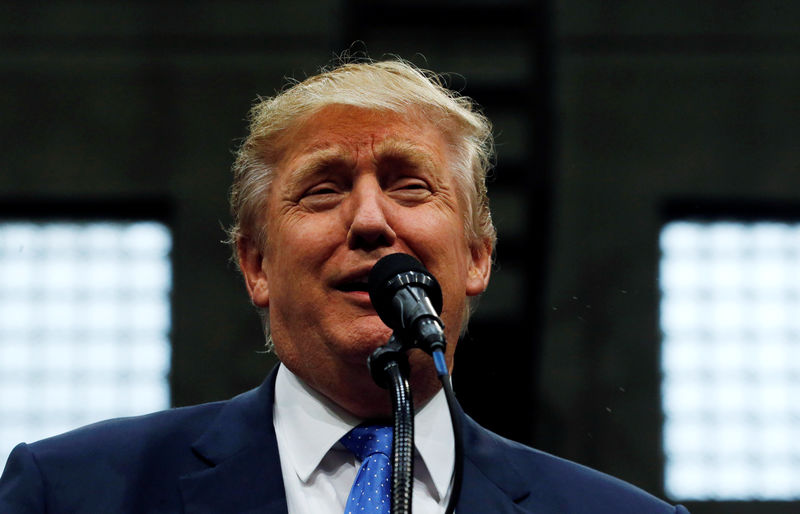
[273,364,454,514]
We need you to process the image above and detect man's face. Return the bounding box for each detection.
[239,105,491,417]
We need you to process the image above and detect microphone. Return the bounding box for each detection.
[368,253,446,355]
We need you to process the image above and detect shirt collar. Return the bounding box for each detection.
[273,363,454,500]
[412,380,455,501]
[273,364,359,482]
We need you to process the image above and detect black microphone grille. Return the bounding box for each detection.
[369,253,426,289]
[368,253,443,325]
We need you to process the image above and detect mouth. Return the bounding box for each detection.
[333,272,371,295]
[337,281,369,293]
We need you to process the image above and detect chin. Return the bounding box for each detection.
[327,320,394,359]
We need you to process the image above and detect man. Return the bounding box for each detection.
[0,59,688,513]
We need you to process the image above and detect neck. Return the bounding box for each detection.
[288,349,442,419]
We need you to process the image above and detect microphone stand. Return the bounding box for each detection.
[369,335,414,514]
[366,254,462,514]
[369,337,464,514]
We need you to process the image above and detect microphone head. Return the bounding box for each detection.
[368,253,443,329]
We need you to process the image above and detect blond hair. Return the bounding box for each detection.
[228,58,496,252]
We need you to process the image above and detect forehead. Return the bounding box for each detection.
[272,105,454,176]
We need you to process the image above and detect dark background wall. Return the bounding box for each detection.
[543,4,800,513]
[2,2,798,513]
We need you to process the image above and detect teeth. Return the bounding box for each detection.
[339,278,367,291]
[339,282,368,292]
[336,272,369,292]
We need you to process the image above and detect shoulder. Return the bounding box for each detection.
[0,379,275,513]
[0,401,227,512]
[462,416,686,513]
[29,399,226,459]
[14,399,230,489]
[22,377,273,470]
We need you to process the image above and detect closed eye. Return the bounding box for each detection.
[389,178,433,202]
[400,182,428,190]
[299,183,342,210]
[305,182,341,195]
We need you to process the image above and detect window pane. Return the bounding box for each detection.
[0,221,171,467]
[660,221,800,501]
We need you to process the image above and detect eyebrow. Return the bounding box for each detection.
[373,138,438,173]
[286,146,355,186]
[285,137,440,187]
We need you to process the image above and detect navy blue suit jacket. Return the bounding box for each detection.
[1,368,688,513]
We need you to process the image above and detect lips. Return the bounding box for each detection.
[332,267,373,295]
[336,278,369,293]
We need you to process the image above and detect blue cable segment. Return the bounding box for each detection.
[432,350,449,377]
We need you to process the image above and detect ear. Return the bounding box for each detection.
[237,237,270,308]
[466,237,492,297]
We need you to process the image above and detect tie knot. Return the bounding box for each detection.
[341,424,393,461]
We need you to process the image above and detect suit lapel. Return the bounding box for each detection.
[175,369,552,513]
[179,368,288,513]
[458,457,531,514]
[457,412,532,514]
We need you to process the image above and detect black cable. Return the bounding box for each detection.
[433,352,462,514]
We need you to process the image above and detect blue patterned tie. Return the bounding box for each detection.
[341,424,393,514]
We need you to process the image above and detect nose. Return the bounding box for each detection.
[345,177,397,251]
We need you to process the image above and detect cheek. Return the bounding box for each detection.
[427,251,470,317]
[272,213,344,254]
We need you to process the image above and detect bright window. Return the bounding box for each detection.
[0,221,171,467]
[660,220,800,500]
